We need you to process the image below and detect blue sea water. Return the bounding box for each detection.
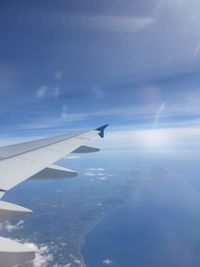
[82,154,200,267]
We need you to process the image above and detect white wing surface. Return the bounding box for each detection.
[0,125,108,192]
[0,124,108,267]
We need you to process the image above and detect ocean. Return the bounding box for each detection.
[82,155,200,267]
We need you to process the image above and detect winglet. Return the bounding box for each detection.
[95,124,109,138]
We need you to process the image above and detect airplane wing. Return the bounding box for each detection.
[0,124,108,267]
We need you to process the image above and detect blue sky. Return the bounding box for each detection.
[1,0,200,140]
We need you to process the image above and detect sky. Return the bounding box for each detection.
[1,0,200,149]
[1,2,200,265]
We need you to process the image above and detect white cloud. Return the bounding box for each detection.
[65,155,80,160]
[16,242,72,267]
[36,86,48,98]
[85,168,106,177]
[74,259,81,264]
[84,172,97,177]
[62,264,72,267]
[24,243,54,267]
[84,168,110,181]
[0,220,24,233]
[88,168,104,171]
[4,239,74,267]
[102,259,113,265]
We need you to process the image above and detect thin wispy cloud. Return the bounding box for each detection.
[77,15,155,32]
[61,105,68,120]
[154,102,166,126]
[188,39,200,72]
[53,86,61,97]
[16,112,88,130]
[1,0,200,142]
[10,91,200,131]
[33,11,155,33]
[36,86,48,98]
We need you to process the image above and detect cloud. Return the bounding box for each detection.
[84,168,110,181]
[67,14,154,32]
[17,112,88,130]
[10,83,200,132]
[0,220,24,233]
[84,172,97,177]
[101,126,200,153]
[67,254,84,267]
[65,155,80,159]
[37,81,61,100]
[15,242,72,267]
[35,12,155,33]
[154,102,166,126]
[74,259,81,264]
[36,86,48,98]
[84,169,103,177]
[54,86,61,97]
[188,39,200,72]
[102,259,113,265]
[61,105,68,120]
[88,168,104,171]
[24,243,54,267]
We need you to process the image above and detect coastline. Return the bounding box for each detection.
[78,213,107,267]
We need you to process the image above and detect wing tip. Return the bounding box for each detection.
[95,124,109,138]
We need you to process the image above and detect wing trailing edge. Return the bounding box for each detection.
[72,145,100,153]
[30,164,77,180]
[0,201,32,222]
[0,237,35,267]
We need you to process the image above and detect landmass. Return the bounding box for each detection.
[0,165,166,266]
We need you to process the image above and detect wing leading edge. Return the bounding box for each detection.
[0,124,108,267]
